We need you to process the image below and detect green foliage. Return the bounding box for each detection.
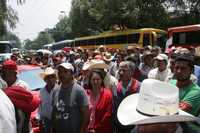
[23,31,54,50]
[50,16,73,42]
[0,0,8,36]
[0,0,18,37]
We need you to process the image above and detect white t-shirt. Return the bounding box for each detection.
[0,76,7,89]
[148,67,171,81]
[0,89,17,133]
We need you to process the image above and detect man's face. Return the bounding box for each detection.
[1,68,17,86]
[157,60,167,72]
[137,123,177,133]
[118,65,132,81]
[174,60,192,81]
[144,56,153,65]
[58,67,73,84]
[44,74,57,87]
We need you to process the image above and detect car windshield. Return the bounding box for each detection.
[17,68,45,91]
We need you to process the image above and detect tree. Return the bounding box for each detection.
[0,1,18,37]
[50,16,73,42]
[24,31,54,50]
[23,39,33,50]
[167,0,200,27]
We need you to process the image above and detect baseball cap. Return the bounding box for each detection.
[58,62,74,72]
[2,59,17,70]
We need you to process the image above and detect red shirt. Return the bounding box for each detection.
[86,88,113,133]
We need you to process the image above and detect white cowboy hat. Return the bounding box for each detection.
[39,67,56,79]
[82,59,108,71]
[117,79,198,126]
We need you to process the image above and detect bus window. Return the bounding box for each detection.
[173,31,200,46]
[173,32,187,45]
[127,33,140,44]
[143,33,150,47]
[79,40,84,46]
[115,35,127,44]
[96,37,104,45]
[186,31,200,44]
[88,39,95,45]
[105,36,115,44]
[156,33,167,50]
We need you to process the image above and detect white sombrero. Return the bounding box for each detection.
[117,79,199,126]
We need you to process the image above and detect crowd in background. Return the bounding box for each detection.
[1,44,200,133]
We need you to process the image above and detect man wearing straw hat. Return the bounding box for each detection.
[38,67,57,133]
[117,79,200,133]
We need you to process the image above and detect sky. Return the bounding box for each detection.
[8,0,72,41]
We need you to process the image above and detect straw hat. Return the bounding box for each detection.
[155,54,168,61]
[103,52,114,62]
[39,67,56,79]
[117,79,198,126]
[82,59,108,71]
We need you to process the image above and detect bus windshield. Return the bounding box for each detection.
[167,24,200,48]
[173,30,200,45]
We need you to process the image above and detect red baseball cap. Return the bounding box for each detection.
[3,59,17,70]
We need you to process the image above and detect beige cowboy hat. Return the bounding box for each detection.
[117,79,199,126]
[39,67,56,79]
[103,52,114,62]
[155,53,168,61]
[82,59,108,71]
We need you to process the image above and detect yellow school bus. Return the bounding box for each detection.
[73,28,167,50]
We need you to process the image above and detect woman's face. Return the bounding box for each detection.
[90,72,103,89]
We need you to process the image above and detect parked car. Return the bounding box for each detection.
[17,65,45,133]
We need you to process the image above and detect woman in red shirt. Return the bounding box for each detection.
[86,69,113,133]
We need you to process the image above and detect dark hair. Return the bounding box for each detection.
[175,53,194,71]
[88,69,106,89]
[125,54,140,66]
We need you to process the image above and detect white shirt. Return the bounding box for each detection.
[0,76,7,89]
[0,89,17,133]
[148,67,171,81]
[13,79,30,90]
[1,79,30,91]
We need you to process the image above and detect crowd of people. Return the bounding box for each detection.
[1,44,200,133]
